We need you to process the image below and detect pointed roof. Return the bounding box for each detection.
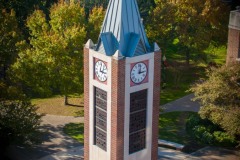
[96,0,151,57]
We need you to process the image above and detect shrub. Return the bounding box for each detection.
[192,125,214,144]
[186,114,202,131]
[186,113,238,147]
[190,65,240,145]
[0,100,42,152]
[213,131,237,147]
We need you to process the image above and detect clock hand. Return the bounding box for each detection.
[138,65,141,74]
[100,63,103,72]
[139,70,146,74]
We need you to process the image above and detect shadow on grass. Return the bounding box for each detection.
[66,103,83,107]
[63,123,84,144]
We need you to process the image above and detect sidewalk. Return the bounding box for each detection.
[161,94,201,113]
[39,146,84,160]
[190,147,240,160]
[6,115,84,160]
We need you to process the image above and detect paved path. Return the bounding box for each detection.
[39,146,84,160]
[158,147,193,160]
[6,115,84,160]
[190,147,240,160]
[161,94,201,113]
[158,147,240,160]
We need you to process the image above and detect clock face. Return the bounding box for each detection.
[131,62,148,84]
[95,60,108,82]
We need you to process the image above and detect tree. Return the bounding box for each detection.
[147,0,230,65]
[137,0,156,18]
[175,0,230,65]
[0,8,23,80]
[87,6,105,43]
[11,0,87,104]
[0,0,57,38]
[190,65,240,142]
[146,0,177,54]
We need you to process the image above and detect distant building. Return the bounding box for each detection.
[226,9,240,65]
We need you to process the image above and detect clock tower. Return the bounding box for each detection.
[84,0,161,160]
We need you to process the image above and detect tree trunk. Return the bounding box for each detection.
[64,95,68,106]
[186,49,190,66]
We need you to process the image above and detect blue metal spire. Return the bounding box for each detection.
[96,0,151,57]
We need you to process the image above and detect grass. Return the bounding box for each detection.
[63,123,84,143]
[32,95,84,116]
[205,46,227,65]
[159,111,205,153]
[159,112,195,144]
[160,45,227,105]
[160,64,206,105]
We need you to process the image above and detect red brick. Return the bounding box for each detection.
[227,28,240,66]
[111,58,125,160]
[84,47,90,160]
[152,51,161,160]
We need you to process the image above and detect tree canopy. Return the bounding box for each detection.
[190,65,240,139]
[147,0,230,65]
[11,0,86,101]
[0,9,23,80]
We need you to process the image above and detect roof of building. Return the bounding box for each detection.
[95,0,151,57]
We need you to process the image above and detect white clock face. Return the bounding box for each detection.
[95,60,108,82]
[131,62,148,84]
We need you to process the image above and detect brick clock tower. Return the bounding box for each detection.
[226,9,240,65]
[84,0,161,160]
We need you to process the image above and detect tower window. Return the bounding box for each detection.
[94,87,107,151]
[129,89,147,154]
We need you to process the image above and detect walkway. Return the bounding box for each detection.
[6,115,84,160]
[158,147,240,160]
[161,94,201,113]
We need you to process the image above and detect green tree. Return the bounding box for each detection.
[175,0,230,65]
[11,0,86,104]
[87,6,105,43]
[147,0,229,65]
[0,8,23,80]
[190,65,240,142]
[146,0,177,54]
[0,0,57,38]
[137,0,155,17]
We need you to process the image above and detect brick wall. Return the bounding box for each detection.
[226,28,240,66]
[111,58,125,160]
[152,51,161,160]
[84,47,90,160]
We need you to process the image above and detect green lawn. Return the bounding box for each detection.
[32,95,84,116]
[159,111,196,144]
[63,123,84,143]
[159,111,206,153]
[160,45,227,105]
[160,64,205,105]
